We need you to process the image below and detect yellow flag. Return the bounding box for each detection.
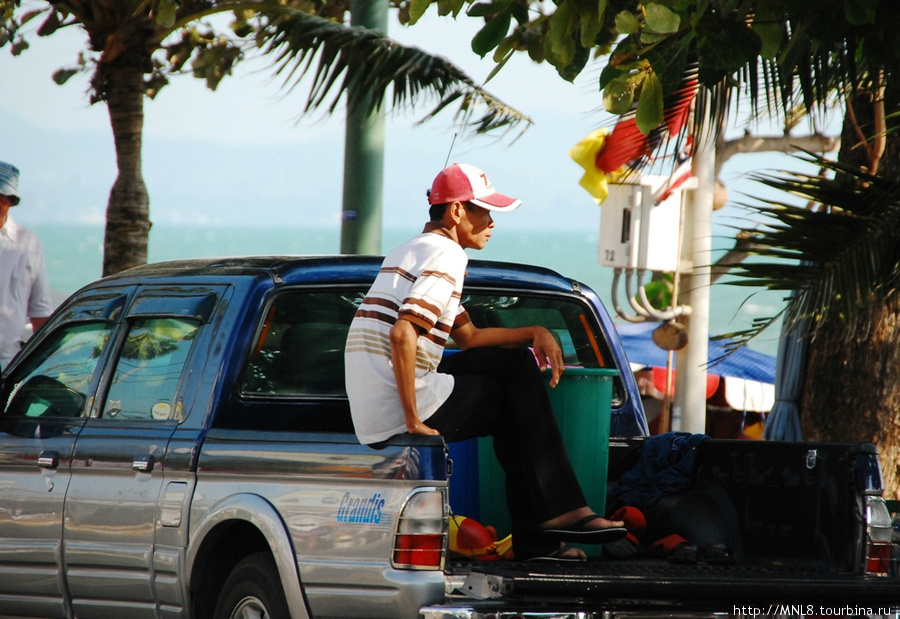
[569,128,614,204]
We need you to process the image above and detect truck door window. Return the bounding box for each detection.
[1,323,113,419]
[101,318,200,421]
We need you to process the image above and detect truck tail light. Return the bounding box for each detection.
[393,488,447,570]
[865,495,893,576]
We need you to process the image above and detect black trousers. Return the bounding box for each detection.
[426,347,587,557]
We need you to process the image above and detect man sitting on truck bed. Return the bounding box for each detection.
[344,163,626,561]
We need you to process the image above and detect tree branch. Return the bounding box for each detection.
[710,230,766,284]
[870,76,886,175]
[715,130,839,177]
[709,129,837,281]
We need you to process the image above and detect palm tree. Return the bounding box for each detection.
[1,0,530,275]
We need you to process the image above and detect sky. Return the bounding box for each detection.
[1,8,629,232]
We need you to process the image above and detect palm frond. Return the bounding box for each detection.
[728,9,881,131]
[721,153,900,349]
[256,8,531,135]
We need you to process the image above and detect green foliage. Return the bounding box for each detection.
[545,1,578,70]
[52,67,79,85]
[635,68,662,133]
[615,10,640,35]
[844,0,877,25]
[579,2,604,48]
[408,0,433,24]
[643,3,679,36]
[750,1,783,61]
[602,61,645,114]
[468,0,508,17]
[155,0,178,28]
[191,36,242,91]
[437,0,467,16]
[643,272,674,310]
[472,7,511,56]
[0,0,259,99]
[413,0,900,142]
[695,14,761,85]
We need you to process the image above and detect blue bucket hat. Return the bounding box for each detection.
[0,161,20,205]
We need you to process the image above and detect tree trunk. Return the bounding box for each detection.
[801,90,900,498]
[802,299,900,497]
[102,59,150,276]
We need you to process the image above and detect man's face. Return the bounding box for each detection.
[457,202,495,250]
[0,195,13,223]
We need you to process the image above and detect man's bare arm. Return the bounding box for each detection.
[451,322,565,387]
[389,318,440,436]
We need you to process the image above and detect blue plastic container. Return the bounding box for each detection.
[447,438,479,518]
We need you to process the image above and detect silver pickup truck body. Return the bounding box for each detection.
[0,256,896,619]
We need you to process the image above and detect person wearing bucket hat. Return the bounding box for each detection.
[0,161,52,370]
[345,163,626,561]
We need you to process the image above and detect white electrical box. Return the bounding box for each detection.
[598,175,685,272]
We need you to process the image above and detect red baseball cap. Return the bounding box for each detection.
[428,163,521,212]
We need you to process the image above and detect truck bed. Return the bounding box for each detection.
[445,437,900,610]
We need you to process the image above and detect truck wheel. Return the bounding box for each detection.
[213,552,290,619]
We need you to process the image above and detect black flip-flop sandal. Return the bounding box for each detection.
[701,543,734,565]
[542,514,628,544]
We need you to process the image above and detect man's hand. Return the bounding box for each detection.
[532,326,565,387]
[407,420,440,436]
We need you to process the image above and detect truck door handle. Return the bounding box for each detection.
[133,455,155,472]
[38,451,60,469]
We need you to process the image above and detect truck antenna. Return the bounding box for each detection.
[443,133,458,168]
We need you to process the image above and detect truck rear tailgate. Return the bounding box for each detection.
[458,559,900,606]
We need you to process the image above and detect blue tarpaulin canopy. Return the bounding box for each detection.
[615,322,777,412]
[616,323,775,383]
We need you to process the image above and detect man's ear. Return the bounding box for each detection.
[447,201,465,224]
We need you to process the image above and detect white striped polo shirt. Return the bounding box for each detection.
[345,233,470,444]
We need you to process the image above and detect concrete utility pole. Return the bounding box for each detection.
[672,107,714,433]
[340,0,388,255]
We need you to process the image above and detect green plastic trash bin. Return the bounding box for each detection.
[477,368,618,538]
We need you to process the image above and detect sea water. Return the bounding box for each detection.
[32,223,785,357]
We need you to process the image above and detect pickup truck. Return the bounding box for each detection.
[0,255,897,619]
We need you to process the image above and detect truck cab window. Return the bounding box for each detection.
[1,322,113,420]
[241,291,359,397]
[101,317,200,421]
[457,293,624,405]
[241,290,622,405]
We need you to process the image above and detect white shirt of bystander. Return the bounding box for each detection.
[0,215,52,368]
